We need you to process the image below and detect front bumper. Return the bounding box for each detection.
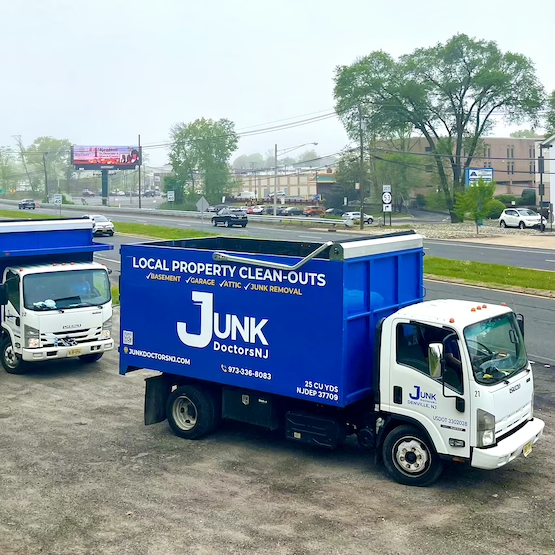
[471,418,545,470]
[21,339,114,362]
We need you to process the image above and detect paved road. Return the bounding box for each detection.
[4,201,555,270]
[96,234,555,365]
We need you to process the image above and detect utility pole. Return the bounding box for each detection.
[539,142,552,233]
[250,162,257,199]
[273,143,278,216]
[138,134,142,209]
[42,152,49,199]
[358,104,365,230]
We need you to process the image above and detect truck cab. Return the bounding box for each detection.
[378,300,543,484]
[0,219,114,374]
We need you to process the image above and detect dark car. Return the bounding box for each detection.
[325,208,344,216]
[282,207,304,216]
[143,190,156,197]
[211,208,248,228]
[19,199,36,210]
[208,203,228,213]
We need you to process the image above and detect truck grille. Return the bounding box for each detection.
[40,327,101,347]
[496,402,531,438]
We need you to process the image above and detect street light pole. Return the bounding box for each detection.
[358,104,365,230]
[539,143,552,233]
[273,143,278,216]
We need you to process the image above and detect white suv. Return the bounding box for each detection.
[342,212,374,224]
[499,208,545,230]
[82,214,115,236]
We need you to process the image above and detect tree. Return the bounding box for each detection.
[454,179,497,233]
[0,148,19,194]
[296,149,319,166]
[334,34,545,220]
[169,118,238,204]
[546,91,555,136]
[510,129,542,138]
[25,137,72,195]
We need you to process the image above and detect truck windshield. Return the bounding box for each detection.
[464,313,528,386]
[23,269,111,311]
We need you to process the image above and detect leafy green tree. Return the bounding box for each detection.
[296,149,319,166]
[0,148,19,194]
[510,129,542,138]
[334,34,545,219]
[25,136,72,194]
[454,179,497,233]
[169,118,238,203]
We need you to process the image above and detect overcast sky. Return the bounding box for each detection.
[1,0,554,167]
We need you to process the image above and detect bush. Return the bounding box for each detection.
[494,194,517,205]
[423,191,449,211]
[487,199,506,219]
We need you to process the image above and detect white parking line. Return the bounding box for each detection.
[425,240,555,256]
[546,259,555,263]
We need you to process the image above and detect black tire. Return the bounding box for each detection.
[500,220,506,228]
[79,353,103,363]
[109,231,114,236]
[166,385,220,439]
[241,224,247,228]
[212,219,218,227]
[0,336,29,374]
[224,219,230,228]
[382,425,443,486]
[367,217,374,225]
[519,221,525,229]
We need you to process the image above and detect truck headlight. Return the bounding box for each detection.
[24,325,40,349]
[477,409,496,447]
[102,316,112,339]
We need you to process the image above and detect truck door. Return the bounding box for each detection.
[2,271,22,344]
[388,321,470,459]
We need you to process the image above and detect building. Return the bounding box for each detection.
[234,167,336,199]
[538,133,554,210]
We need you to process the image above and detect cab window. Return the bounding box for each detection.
[5,271,21,313]
[396,323,463,393]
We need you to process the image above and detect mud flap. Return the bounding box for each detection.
[144,374,172,425]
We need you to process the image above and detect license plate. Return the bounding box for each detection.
[523,441,533,457]
[68,348,82,357]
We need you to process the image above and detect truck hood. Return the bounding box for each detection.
[492,370,533,438]
[27,307,106,347]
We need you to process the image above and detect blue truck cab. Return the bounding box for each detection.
[119,232,543,485]
[0,219,115,374]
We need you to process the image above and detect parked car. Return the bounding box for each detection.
[211,208,248,228]
[246,206,265,215]
[269,191,286,198]
[263,205,276,215]
[499,208,546,230]
[82,189,95,197]
[282,207,304,216]
[207,204,227,213]
[325,208,344,216]
[342,211,374,225]
[303,206,326,217]
[18,199,36,210]
[82,214,115,236]
[143,190,156,197]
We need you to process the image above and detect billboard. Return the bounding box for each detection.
[72,145,141,170]
[465,167,494,186]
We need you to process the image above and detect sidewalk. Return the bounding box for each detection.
[453,235,555,251]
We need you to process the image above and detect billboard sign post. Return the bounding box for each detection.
[382,185,392,226]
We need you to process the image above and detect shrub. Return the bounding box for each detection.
[487,199,506,219]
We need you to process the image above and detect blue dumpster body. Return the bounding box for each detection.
[119,232,424,409]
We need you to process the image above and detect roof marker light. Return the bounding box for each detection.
[501,302,507,307]
[482,304,487,309]
[471,308,476,312]
[477,306,482,310]
[449,318,455,323]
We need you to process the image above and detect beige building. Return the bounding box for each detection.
[235,168,328,198]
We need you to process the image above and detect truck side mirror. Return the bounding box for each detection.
[428,343,443,379]
[516,313,525,337]
[0,284,7,306]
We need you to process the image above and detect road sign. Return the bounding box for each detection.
[167,190,175,202]
[196,196,210,212]
[53,194,63,206]
[0,190,3,195]
[465,167,493,185]
[382,192,392,204]
[9,188,16,195]
[382,184,391,193]
[383,204,392,212]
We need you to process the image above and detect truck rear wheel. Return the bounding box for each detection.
[0,337,29,374]
[382,425,443,486]
[166,385,220,439]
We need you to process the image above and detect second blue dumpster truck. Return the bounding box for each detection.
[119,232,544,486]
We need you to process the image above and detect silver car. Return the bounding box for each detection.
[82,214,115,236]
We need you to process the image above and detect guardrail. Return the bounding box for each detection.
[0,199,367,229]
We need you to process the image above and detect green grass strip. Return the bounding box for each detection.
[114,222,214,240]
[425,256,555,292]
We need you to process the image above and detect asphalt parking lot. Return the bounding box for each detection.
[1,310,554,555]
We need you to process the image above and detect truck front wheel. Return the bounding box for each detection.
[382,425,443,486]
[0,337,29,374]
[166,385,220,439]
